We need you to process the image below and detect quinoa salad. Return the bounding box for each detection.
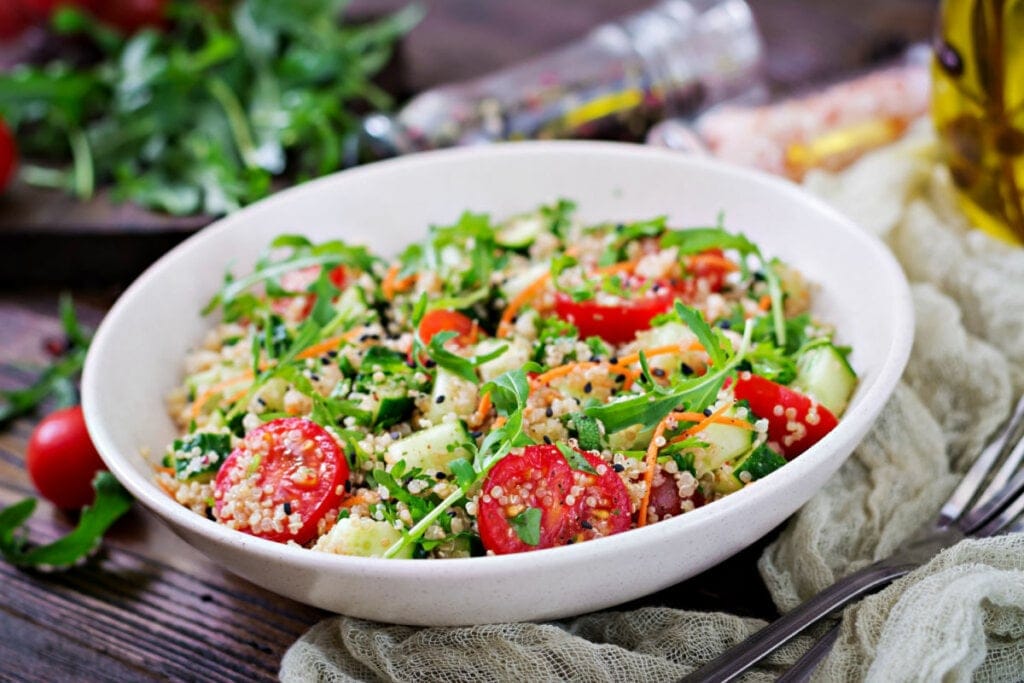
[157,200,857,559]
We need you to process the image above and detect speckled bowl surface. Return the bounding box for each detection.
[82,142,913,626]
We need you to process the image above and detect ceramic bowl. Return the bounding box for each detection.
[82,142,913,626]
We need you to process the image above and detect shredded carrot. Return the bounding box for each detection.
[473,391,493,426]
[155,465,175,476]
[497,271,551,337]
[595,258,640,276]
[492,416,507,430]
[382,264,416,301]
[688,252,740,273]
[758,294,772,311]
[637,416,672,527]
[339,494,367,509]
[190,372,255,419]
[611,341,705,368]
[669,403,735,444]
[533,361,599,385]
[295,326,366,361]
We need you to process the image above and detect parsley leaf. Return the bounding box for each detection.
[555,442,597,474]
[509,507,542,546]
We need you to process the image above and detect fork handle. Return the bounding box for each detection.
[681,561,916,683]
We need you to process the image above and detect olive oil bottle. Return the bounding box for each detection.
[932,0,1024,245]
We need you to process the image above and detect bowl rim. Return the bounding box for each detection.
[82,140,914,578]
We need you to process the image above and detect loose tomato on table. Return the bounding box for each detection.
[214,417,349,545]
[477,444,631,555]
[732,373,838,458]
[417,309,477,347]
[553,280,676,345]
[26,405,107,509]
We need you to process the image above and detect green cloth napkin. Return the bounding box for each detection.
[281,123,1024,682]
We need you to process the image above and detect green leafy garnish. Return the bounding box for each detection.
[555,442,597,474]
[509,507,542,546]
[0,473,133,569]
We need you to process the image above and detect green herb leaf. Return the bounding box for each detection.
[555,442,597,474]
[509,507,541,546]
[660,227,758,256]
[0,472,133,569]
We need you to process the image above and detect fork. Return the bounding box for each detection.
[683,394,1024,683]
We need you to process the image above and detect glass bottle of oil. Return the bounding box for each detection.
[932,0,1024,245]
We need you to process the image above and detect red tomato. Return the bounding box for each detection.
[26,405,107,509]
[417,309,476,347]
[20,0,95,21]
[0,118,17,192]
[553,282,675,345]
[648,469,705,520]
[214,417,349,545]
[478,445,631,555]
[732,373,838,458]
[0,2,31,38]
[270,265,346,320]
[93,0,165,33]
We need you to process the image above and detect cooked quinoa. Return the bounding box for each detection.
[156,200,856,559]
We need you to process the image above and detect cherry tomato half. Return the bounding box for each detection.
[26,405,107,509]
[214,417,349,545]
[676,248,733,302]
[418,309,476,347]
[732,373,838,458]
[270,265,346,320]
[553,281,675,345]
[478,444,631,555]
[0,118,17,193]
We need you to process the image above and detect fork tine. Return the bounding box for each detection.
[936,395,1024,529]
[974,425,1024,509]
[968,467,1024,537]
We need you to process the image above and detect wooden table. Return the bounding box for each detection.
[0,1,935,680]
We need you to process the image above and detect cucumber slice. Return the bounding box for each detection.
[792,343,857,416]
[732,444,787,482]
[424,368,478,425]
[633,322,699,373]
[496,215,545,249]
[500,261,550,302]
[385,421,473,475]
[694,407,756,475]
[476,337,529,383]
[314,517,412,558]
[369,383,414,428]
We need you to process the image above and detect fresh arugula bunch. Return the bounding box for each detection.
[0,0,422,215]
[0,472,133,569]
[586,302,753,434]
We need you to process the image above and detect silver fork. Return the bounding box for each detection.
[683,394,1024,683]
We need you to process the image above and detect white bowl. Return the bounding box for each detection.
[82,142,913,626]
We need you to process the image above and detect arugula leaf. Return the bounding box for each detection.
[422,331,507,384]
[0,472,133,569]
[555,442,597,474]
[509,507,541,546]
[674,302,727,368]
[540,198,577,240]
[660,227,758,256]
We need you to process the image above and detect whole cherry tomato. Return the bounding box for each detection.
[26,405,107,509]
[0,118,17,192]
[732,373,838,458]
[553,281,675,345]
[214,417,349,545]
[0,2,31,39]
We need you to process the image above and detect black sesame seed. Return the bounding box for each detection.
[580,519,593,530]
[613,463,625,472]
[205,506,216,521]
[717,319,732,330]
[652,368,666,378]
[589,355,600,363]
[542,435,552,444]
[344,480,353,493]
[321,355,331,365]
[425,359,437,368]
[310,374,320,382]
[615,223,625,232]
[470,430,483,438]
[436,394,446,404]
[680,363,694,375]
[703,407,713,417]
[435,472,447,480]
[583,382,593,394]
[283,502,292,515]
[615,373,627,383]
[753,271,767,282]
[652,283,662,292]
[608,356,619,365]
[545,406,554,418]
[257,397,266,406]
[327,350,338,357]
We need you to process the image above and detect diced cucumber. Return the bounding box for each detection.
[792,343,857,416]
[424,368,478,425]
[694,406,756,475]
[315,517,412,559]
[385,421,473,475]
[634,322,699,373]
[500,261,550,302]
[332,285,376,327]
[368,382,414,428]
[476,337,529,383]
[356,346,425,428]
[496,214,545,250]
[608,423,655,451]
[732,444,787,482]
